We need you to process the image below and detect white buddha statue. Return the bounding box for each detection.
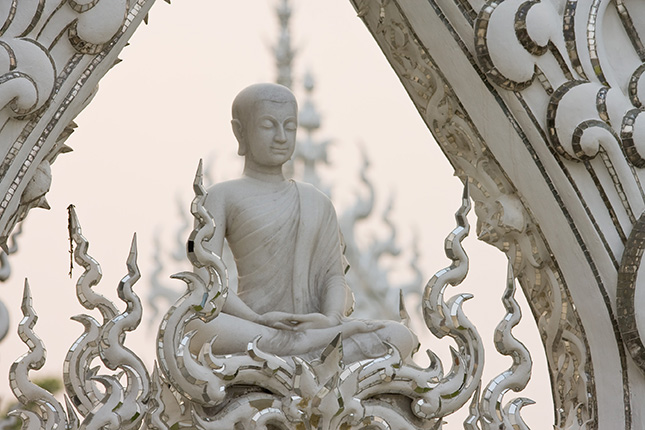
[190,83,417,362]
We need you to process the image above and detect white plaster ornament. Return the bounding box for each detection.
[5,83,534,430]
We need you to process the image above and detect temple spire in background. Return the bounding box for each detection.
[273,0,295,89]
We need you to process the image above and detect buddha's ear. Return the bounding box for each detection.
[231,119,246,156]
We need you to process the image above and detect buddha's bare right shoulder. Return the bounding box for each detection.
[205,179,248,208]
[207,178,248,195]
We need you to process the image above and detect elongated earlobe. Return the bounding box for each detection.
[231,119,246,156]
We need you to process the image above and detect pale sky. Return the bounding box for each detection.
[1,1,552,427]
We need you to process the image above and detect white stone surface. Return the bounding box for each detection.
[191,83,416,363]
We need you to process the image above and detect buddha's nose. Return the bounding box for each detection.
[274,125,287,143]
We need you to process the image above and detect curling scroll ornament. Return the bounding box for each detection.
[349,0,645,427]
[3,161,535,429]
[4,82,539,429]
[7,207,151,430]
[0,0,158,252]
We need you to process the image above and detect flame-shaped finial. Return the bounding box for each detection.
[98,233,150,429]
[69,205,118,322]
[414,178,483,418]
[157,160,229,406]
[145,363,171,430]
[9,280,68,430]
[479,261,534,429]
[66,211,150,428]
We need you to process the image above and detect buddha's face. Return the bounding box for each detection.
[243,99,297,168]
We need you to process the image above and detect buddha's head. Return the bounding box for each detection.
[232,83,298,171]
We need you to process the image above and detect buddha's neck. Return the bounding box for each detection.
[243,164,286,183]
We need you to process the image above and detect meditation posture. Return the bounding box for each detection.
[192,83,417,362]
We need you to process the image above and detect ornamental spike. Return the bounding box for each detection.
[69,205,117,321]
[10,280,68,430]
[479,261,534,429]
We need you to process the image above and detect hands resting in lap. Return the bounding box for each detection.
[258,311,385,335]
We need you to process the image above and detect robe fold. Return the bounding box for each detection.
[226,179,350,316]
[207,177,413,361]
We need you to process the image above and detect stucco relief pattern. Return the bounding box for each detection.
[474,1,645,425]
[475,0,645,266]
[150,164,487,429]
[6,207,151,430]
[0,0,155,249]
[351,1,596,427]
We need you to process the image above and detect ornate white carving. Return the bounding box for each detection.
[9,280,74,430]
[350,0,596,427]
[474,0,645,426]
[151,163,485,429]
[479,264,534,429]
[64,206,149,429]
[0,0,155,250]
[0,1,563,428]
[0,161,540,429]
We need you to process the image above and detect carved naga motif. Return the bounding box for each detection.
[350,0,598,427]
[6,207,151,430]
[0,0,156,251]
[475,0,645,260]
[65,206,150,428]
[151,163,485,429]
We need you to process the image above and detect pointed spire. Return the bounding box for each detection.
[36,198,50,210]
[399,290,411,327]
[273,0,295,89]
[298,70,321,133]
[194,159,204,187]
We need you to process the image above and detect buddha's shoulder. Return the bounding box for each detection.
[292,180,331,202]
[204,179,248,208]
[207,178,329,202]
[206,178,248,195]
[206,177,292,200]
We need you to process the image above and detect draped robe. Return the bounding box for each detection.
[198,177,415,361]
[226,179,351,316]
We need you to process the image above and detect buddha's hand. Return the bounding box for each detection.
[258,311,301,330]
[288,314,387,335]
[283,313,341,331]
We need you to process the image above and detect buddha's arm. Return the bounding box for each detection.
[195,241,291,326]
[222,292,262,322]
[320,228,354,322]
[284,199,354,331]
[197,186,296,329]
[321,274,352,321]
[197,187,263,323]
[195,267,293,329]
[285,274,351,331]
